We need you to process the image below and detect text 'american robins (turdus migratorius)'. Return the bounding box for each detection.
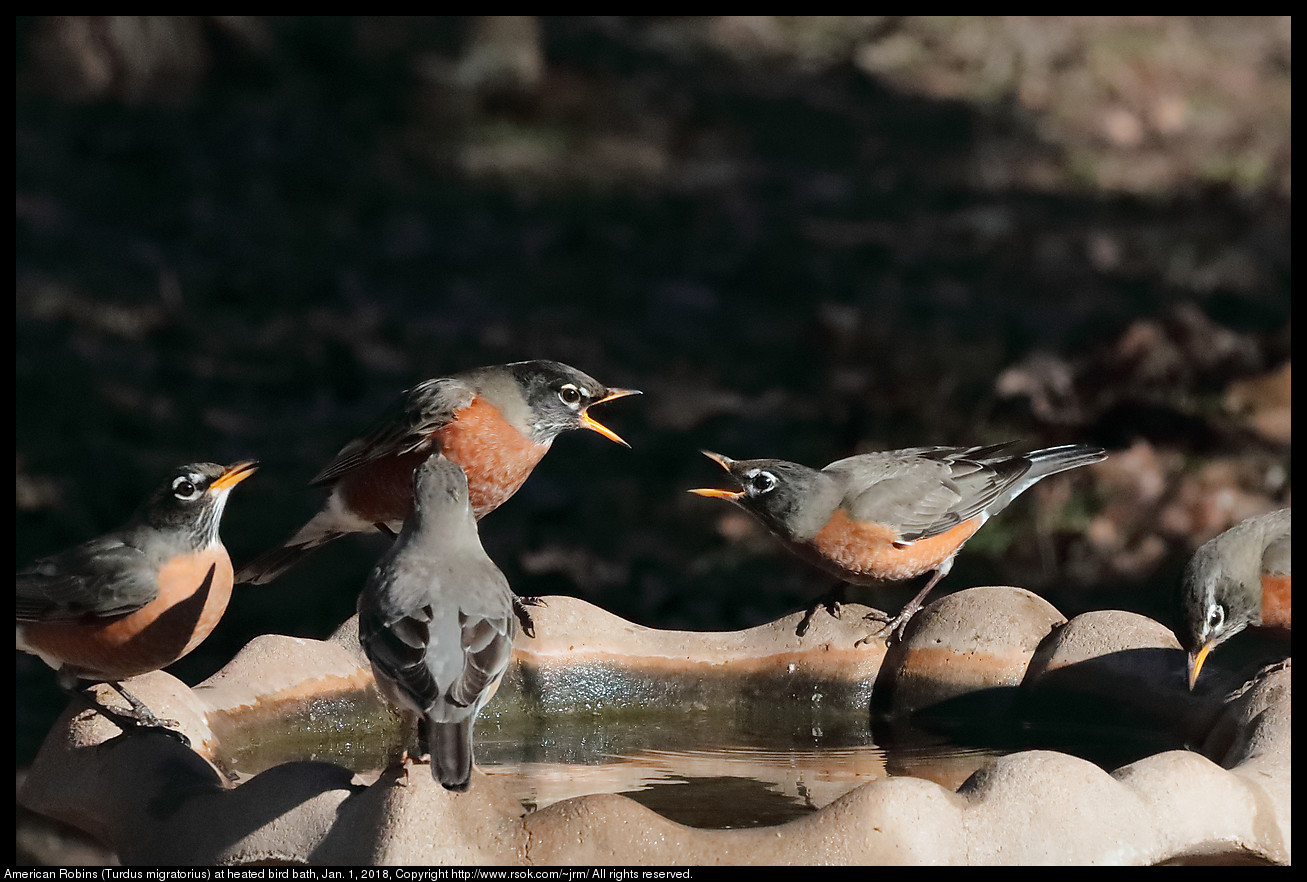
[1180,507,1290,690]
[236,360,638,588]
[17,460,258,742]
[691,442,1106,644]
[358,452,517,792]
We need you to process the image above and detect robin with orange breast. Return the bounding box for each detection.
[235,360,639,594]
[17,460,258,741]
[359,452,517,791]
[690,443,1106,643]
[1180,508,1290,690]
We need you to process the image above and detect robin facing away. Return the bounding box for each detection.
[17,461,258,741]
[690,442,1106,643]
[358,452,517,792]
[236,360,639,588]
[1180,508,1290,691]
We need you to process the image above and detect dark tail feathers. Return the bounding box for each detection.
[430,717,474,792]
[1024,443,1108,478]
[234,534,341,585]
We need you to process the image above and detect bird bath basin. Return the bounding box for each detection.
[213,682,1014,830]
[19,588,1291,865]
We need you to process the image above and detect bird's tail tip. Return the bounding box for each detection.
[431,718,474,792]
[234,538,334,585]
[1027,443,1108,470]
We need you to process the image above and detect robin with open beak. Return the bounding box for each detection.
[236,360,639,589]
[17,460,258,741]
[691,443,1106,643]
[358,452,517,792]
[1180,508,1290,690]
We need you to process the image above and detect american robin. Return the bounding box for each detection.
[236,360,638,587]
[358,452,516,792]
[17,460,258,740]
[1180,507,1291,690]
[690,442,1106,643]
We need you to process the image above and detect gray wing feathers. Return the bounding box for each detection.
[312,378,475,486]
[833,444,1102,543]
[360,566,515,720]
[832,446,1025,541]
[1258,509,1291,578]
[1263,534,1291,578]
[16,537,159,623]
[447,612,516,708]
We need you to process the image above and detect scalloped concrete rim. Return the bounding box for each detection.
[18,588,1291,865]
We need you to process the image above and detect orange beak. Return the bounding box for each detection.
[1186,642,1213,691]
[688,487,745,500]
[688,451,744,499]
[210,461,259,493]
[579,388,640,448]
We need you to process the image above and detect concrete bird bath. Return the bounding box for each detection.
[19,586,1291,865]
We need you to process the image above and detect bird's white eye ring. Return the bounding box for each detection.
[172,476,201,500]
[747,470,778,495]
[1206,603,1225,631]
[557,383,584,408]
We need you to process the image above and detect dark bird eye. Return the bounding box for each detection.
[749,471,778,494]
[1206,603,1226,631]
[557,384,583,407]
[172,477,200,500]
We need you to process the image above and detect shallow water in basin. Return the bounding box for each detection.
[214,685,1187,830]
[475,717,1001,828]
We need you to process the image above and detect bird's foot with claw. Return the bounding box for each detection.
[796,597,843,637]
[100,707,192,748]
[513,595,546,638]
[854,609,910,648]
[86,688,193,748]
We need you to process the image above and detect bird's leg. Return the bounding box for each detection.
[512,594,546,638]
[796,582,847,637]
[385,710,423,786]
[856,570,945,647]
[65,679,191,747]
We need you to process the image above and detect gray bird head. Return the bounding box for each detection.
[138,461,258,546]
[688,451,841,541]
[503,360,640,446]
[1179,534,1263,690]
[412,453,473,513]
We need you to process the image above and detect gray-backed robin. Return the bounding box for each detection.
[17,460,257,740]
[236,360,638,588]
[1180,507,1290,690]
[358,452,516,792]
[690,443,1106,643]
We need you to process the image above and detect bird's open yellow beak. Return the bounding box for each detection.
[689,451,744,499]
[579,388,640,448]
[211,461,259,492]
[1187,642,1213,691]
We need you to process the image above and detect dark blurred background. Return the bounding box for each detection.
[15,16,1290,856]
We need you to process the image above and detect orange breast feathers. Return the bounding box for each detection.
[1259,572,1291,631]
[434,395,551,519]
[21,547,234,682]
[810,510,983,581]
[338,396,551,524]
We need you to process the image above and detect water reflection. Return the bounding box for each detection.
[214,686,1174,830]
[475,715,1001,828]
